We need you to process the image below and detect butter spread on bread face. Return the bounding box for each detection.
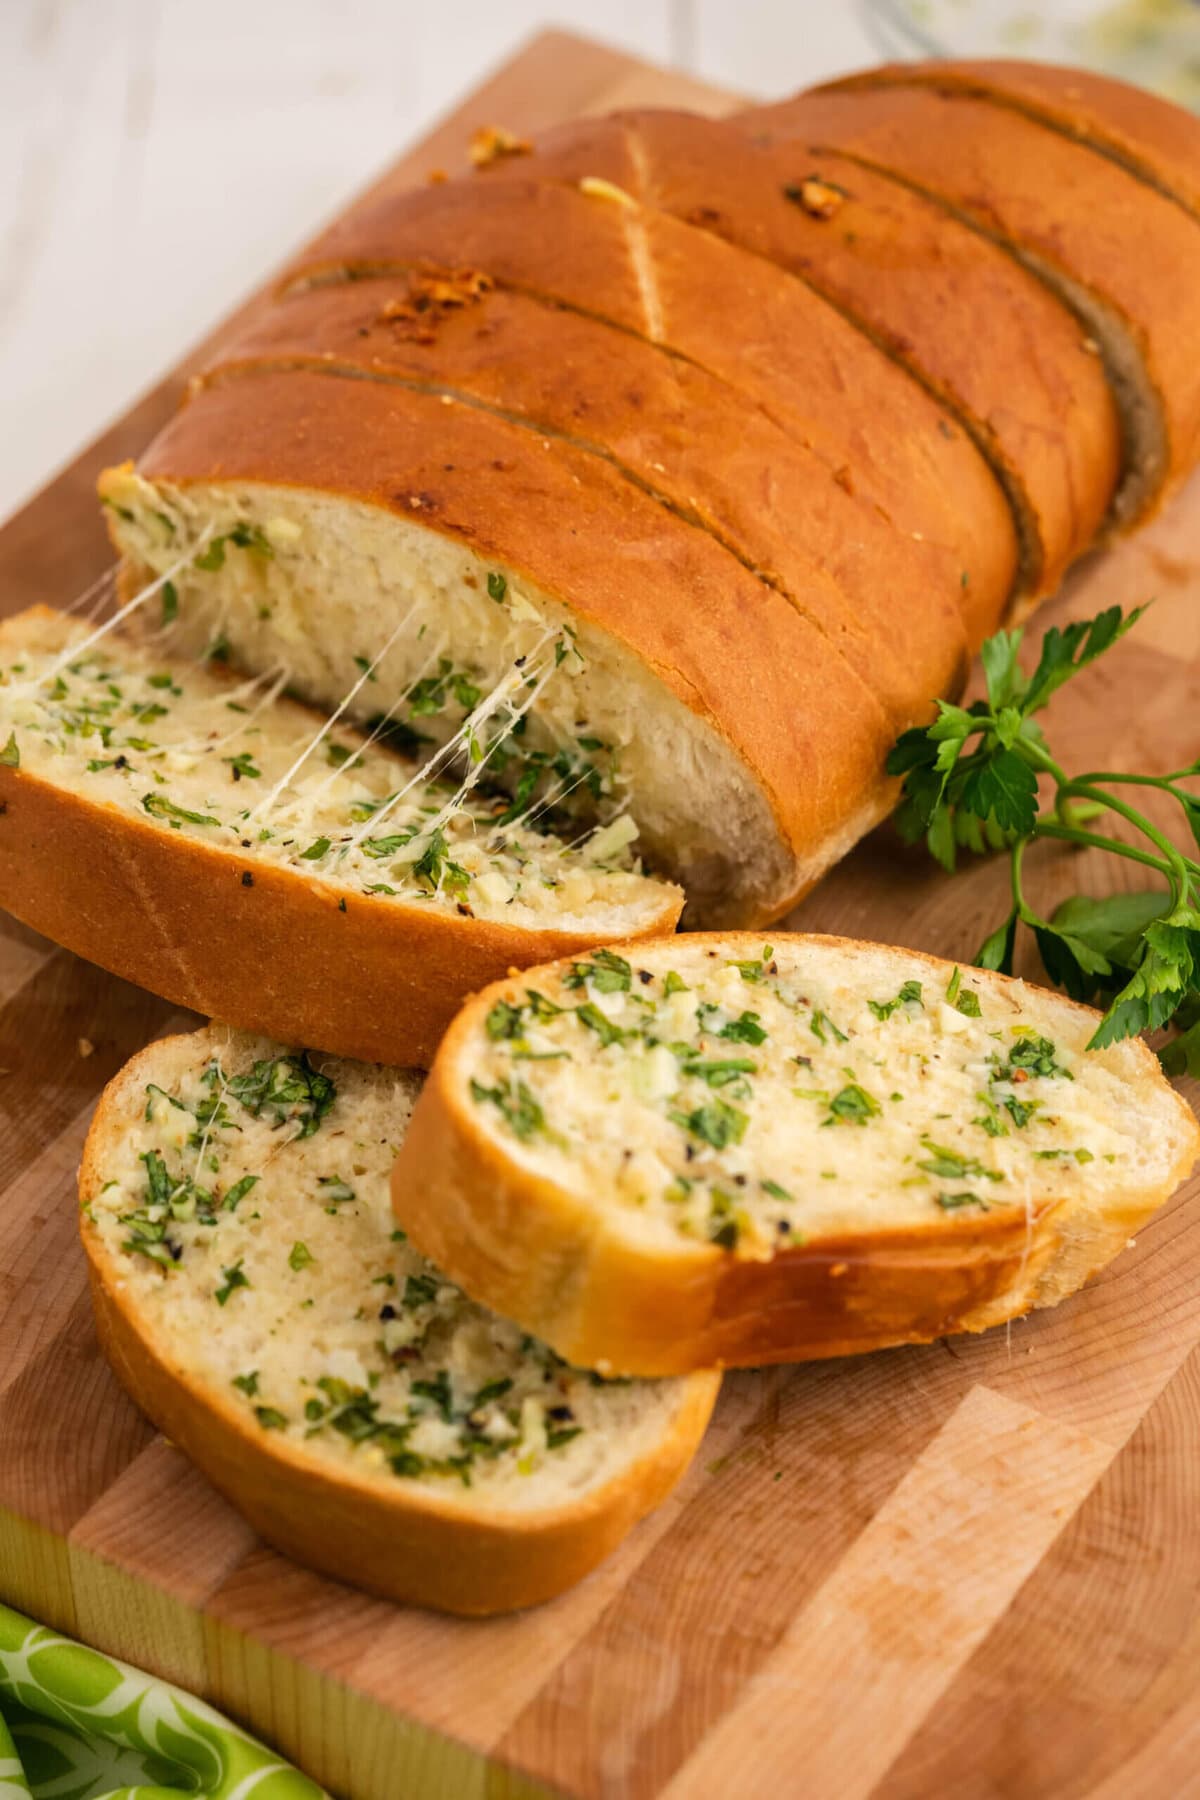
[390,935,1200,1375]
[0,608,666,931]
[0,607,681,1065]
[80,1028,718,1614]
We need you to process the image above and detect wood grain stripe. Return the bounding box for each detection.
[658,1386,1113,1800]
[875,1340,1200,1800]
[0,916,50,1011]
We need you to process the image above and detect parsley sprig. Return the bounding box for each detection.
[888,605,1200,1068]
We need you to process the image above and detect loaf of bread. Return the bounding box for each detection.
[80,1026,719,1613]
[388,936,1200,1375]
[0,607,680,1064]
[8,56,1180,1038]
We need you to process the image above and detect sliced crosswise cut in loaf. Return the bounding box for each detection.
[207,276,971,730]
[817,59,1200,222]
[743,86,1200,527]
[390,935,1200,1376]
[277,174,1018,636]
[0,608,681,1065]
[80,1027,719,1614]
[472,106,1120,604]
[99,369,901,928]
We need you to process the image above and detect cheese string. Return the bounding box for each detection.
[342,628,557,855]
[245,602,420,824]
[9,526,215,701]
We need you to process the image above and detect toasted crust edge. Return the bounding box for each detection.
[390,934,1200,1375]
[79,1030,720,1615]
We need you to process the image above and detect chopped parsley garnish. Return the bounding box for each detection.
[564,949,632,993]
[0,732,21,768]
[215,1260,250,1306]
[232,1371,259,1396]
[810,1008,848,1045]
[288,1240,315,1271]
[161,580,179,626]
[413,828,469,897]
[224,752,261,781]
[916,1138,1004,1183]
[486,999,526,1040]
[662,970,690,996]
[403,1273,440,1309]
[826,1083,879,1125]
[227,1053,336,1137]
[487,570,507,602]
[301,837,331,860]
[222,1173,260,1212]
[255,1406,288,1430]
[935,1191,991,1212]
[682,1057,757,1089]
[719,1010,767,1045]
[575,1003,631,1047]
[142,792,219,829]
[868,980,923,1021]
[470,1076,547,1140]
[996,1035,1073,1082]
[670,1096,749,1149]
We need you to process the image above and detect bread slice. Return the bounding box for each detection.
[471,107,1120,604]
[99,371,901,929]
[817,59,1200,223]
[275,172,1018,633]
[79,1025,719,1614]
[741,85,1200,528]
[0,607,680,1065]
[389,934,1200,1375]
[203,275,971,731]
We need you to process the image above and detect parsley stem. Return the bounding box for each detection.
[1010,837,1051,928]
[1072,770,1192,790]
[1033,821,1177,877]
[1056,781,1195,891]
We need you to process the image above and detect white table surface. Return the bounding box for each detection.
[2,1,879,532]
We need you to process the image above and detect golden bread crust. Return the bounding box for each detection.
[475,106,1121,602]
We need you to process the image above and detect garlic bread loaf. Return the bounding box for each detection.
[0,607,680,1064]
[80,1026,719,1614]
[472,106,1120,601]
[389,936,1200,1375]
[744,83,1200,525]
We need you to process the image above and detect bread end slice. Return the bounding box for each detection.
[390,935,1200,1374]
[80,1028,719,1614]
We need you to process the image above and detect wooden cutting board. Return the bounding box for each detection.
[3,28,1200,1800]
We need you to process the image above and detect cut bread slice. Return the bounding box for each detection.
[99,370,901,928]
[389,934,1200,1375]
[472,107,1120,603]
[817,59,1200,223]
[275,173,1018,635]
[80,1026,719,1614]
[0,607,681,1065]
[204,275,971,730]
[741,86,1200,527]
